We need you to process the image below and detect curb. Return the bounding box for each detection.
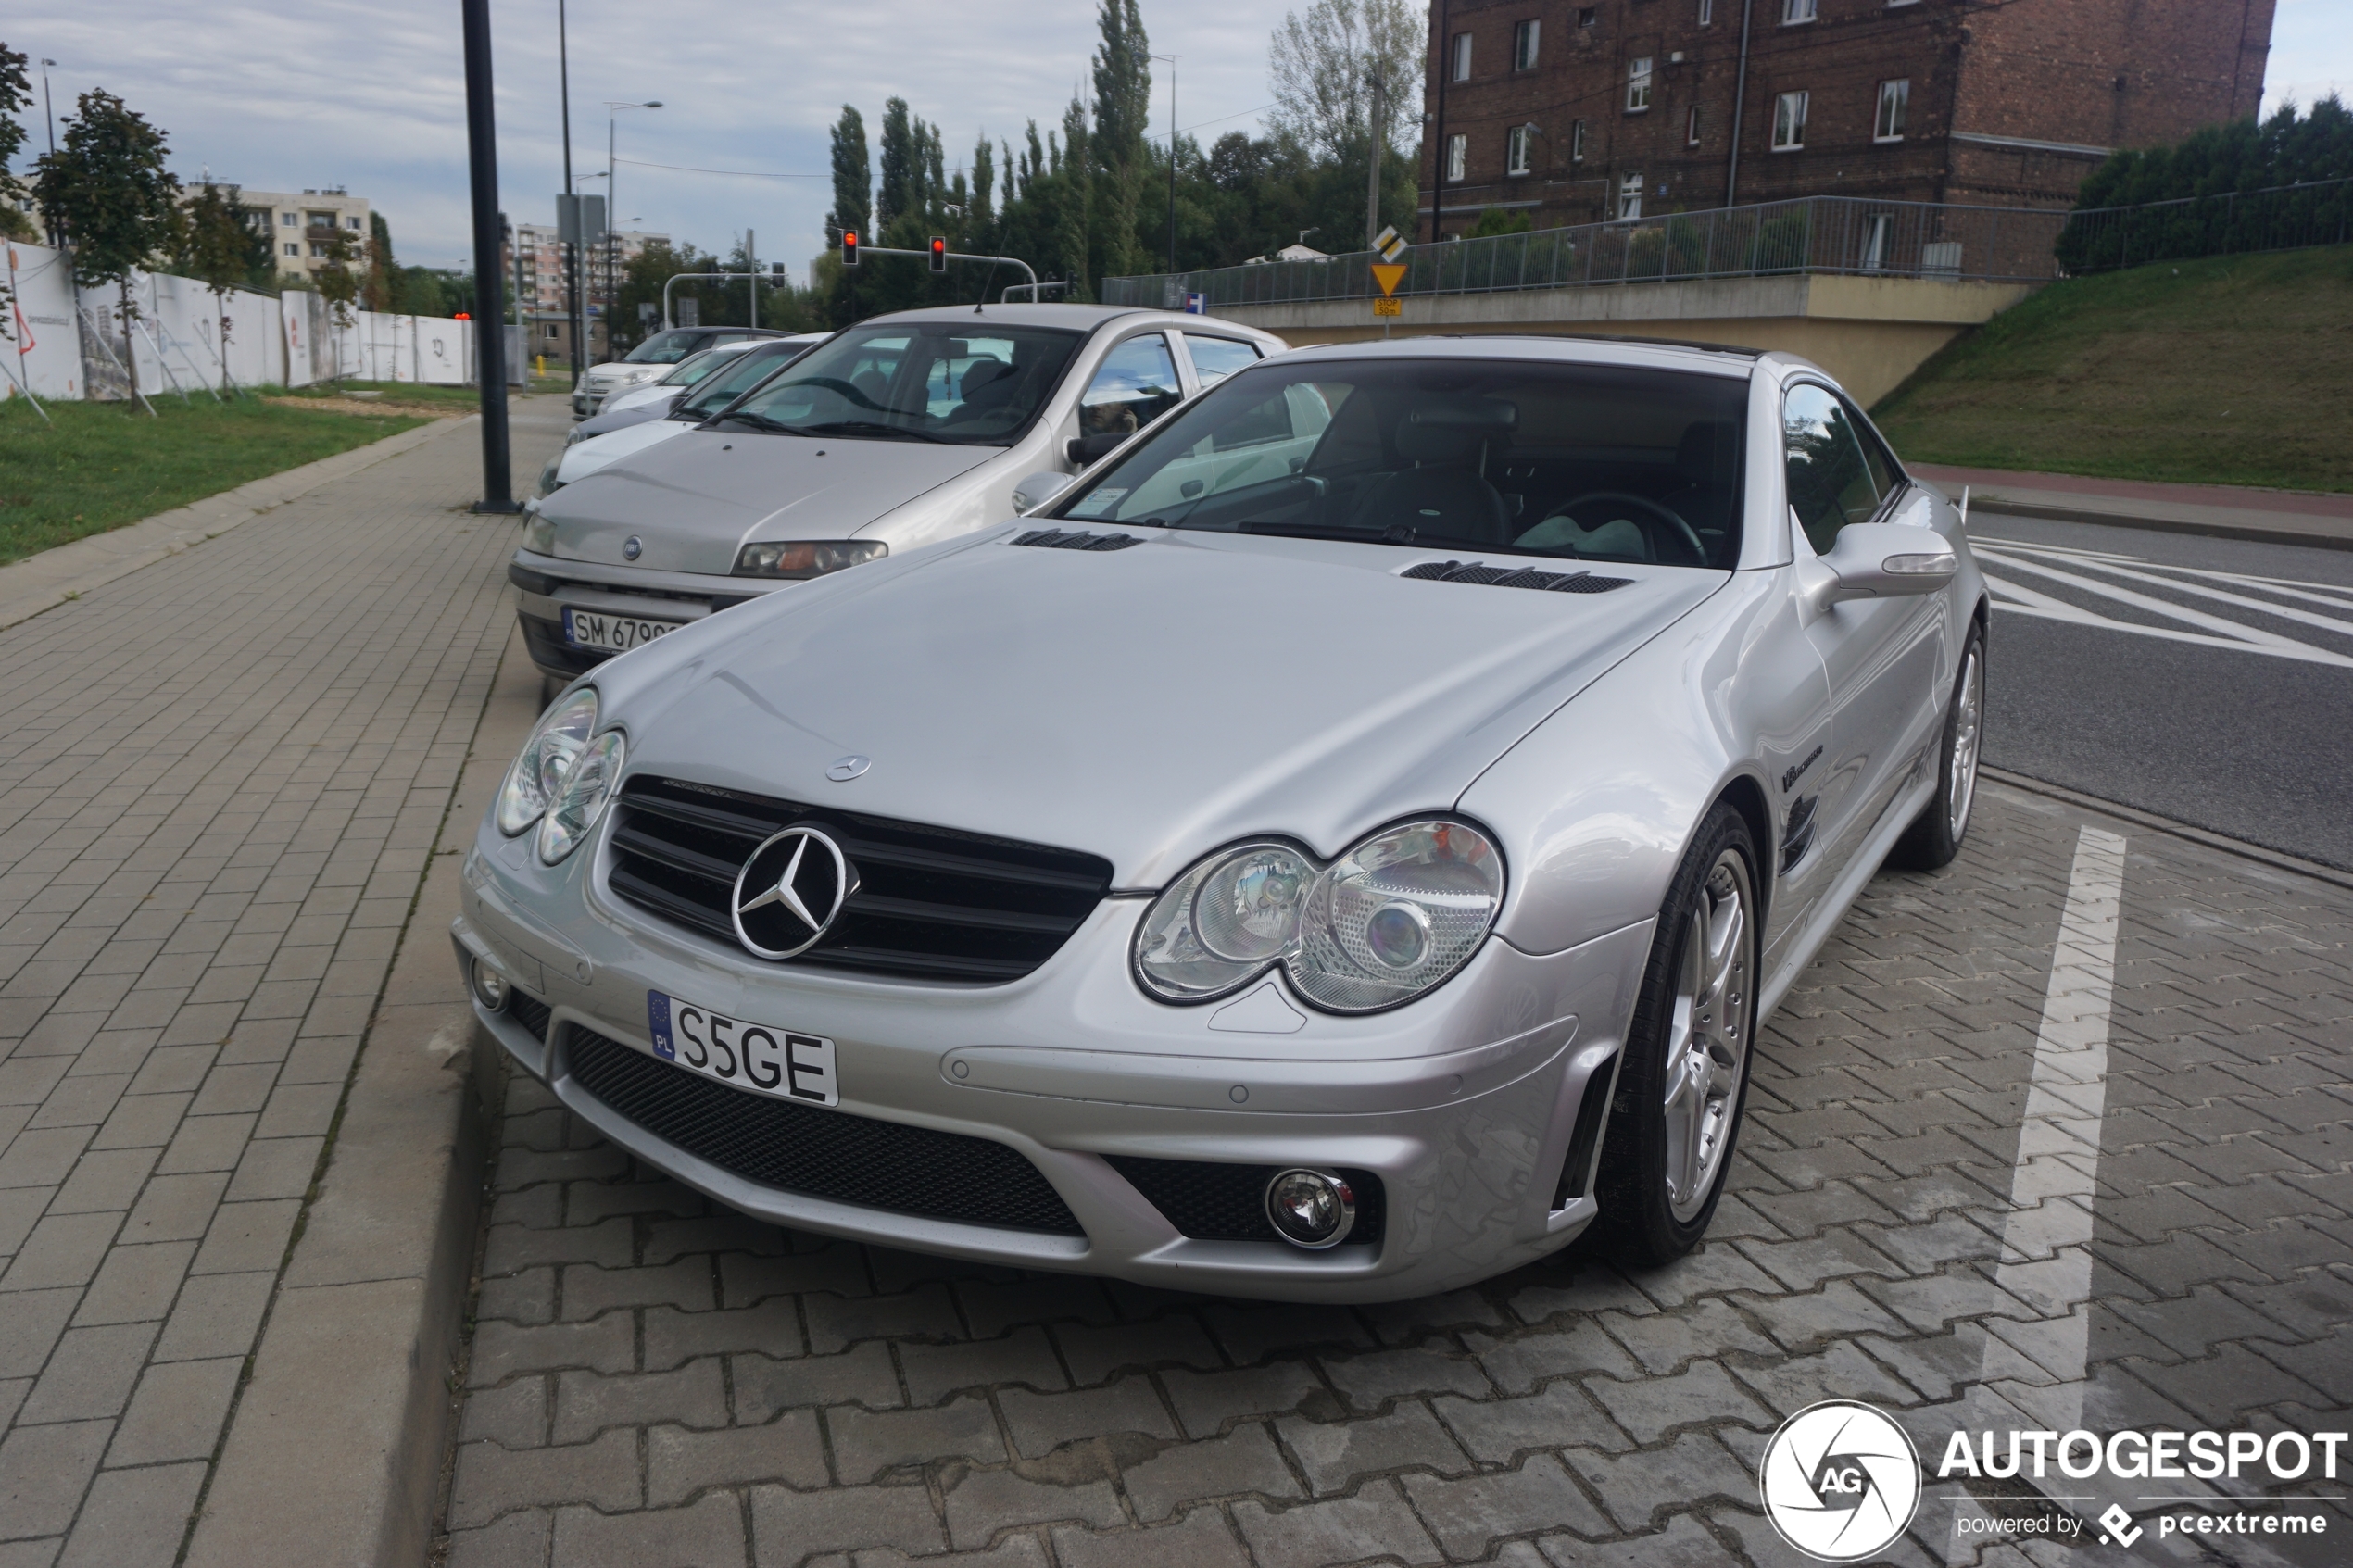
[1982,766,2353,893]
[0,412,472,633]
[182,626,544,1568]
[1964,495,2353,553]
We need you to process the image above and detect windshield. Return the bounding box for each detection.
[624,330,707,365]
[720,322,1082,445]
[673,341,814,420]
[658,347,726,387]
[1051,357,1748,570]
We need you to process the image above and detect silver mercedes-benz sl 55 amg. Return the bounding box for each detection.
[454,334,1987,1303]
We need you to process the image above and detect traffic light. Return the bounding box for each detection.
[842,231,859,267]
[928,236,948,272]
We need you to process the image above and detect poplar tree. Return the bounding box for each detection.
[32,90,182,408]
[1089,0,1151,284]
[824,105,870,245]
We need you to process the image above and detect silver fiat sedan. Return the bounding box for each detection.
[455,335,1987,1303]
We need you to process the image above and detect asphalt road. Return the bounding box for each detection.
[1967,511,2353,869]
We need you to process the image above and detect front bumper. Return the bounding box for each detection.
[508,551,790,679]
[452,808,1655,1303]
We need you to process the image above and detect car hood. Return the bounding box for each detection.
[556,418,695,486]
[545,431,997,573]
[603,528,1726,884]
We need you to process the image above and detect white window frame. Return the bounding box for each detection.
[1699,0,1715,21]
[1451,31,1473,82]
[1617,173,1644,220]
[283,242,298,257]
[1860,213,1893,272]
[1514,19,1541,71]
[280,211,298,226]
[1627,56,1654,113]
[1772,90,1809,151]
[1507,125,1534,176]
[1782,0,1818,22]
[1445,132,1467,182]
[1571,119,1588,162]
[1687,106,1702,146]
[1875,79,1910,143]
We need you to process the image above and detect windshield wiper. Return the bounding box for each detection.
[706,410,817,435]
[796,420,960,445]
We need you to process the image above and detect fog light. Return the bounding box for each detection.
[1264,1168,1356,1249]
[469,955,509,1012]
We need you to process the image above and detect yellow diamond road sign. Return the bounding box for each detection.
[1371,263,1408,297]
[1373,225,1407,263]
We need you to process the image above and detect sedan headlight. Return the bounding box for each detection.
[1134,821,1504,1013]
[733,540,888,579]
[496,690,624,865]
[523,511,557,553]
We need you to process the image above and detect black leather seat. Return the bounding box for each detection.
[1346,400,1517,544]
[1659,420,1739,538]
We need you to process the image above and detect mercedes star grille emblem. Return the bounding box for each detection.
[825,755,871,782]
[731,825,855,960]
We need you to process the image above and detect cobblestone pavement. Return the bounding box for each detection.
[0,408,564,1563]
[440,781,2353,1568]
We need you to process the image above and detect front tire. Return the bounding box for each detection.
[1889,623,1985,872]
[1594,803,1760,1267]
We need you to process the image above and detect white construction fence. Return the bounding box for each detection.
[2,239,521,404]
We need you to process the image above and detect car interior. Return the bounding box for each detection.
[1063,359,1752,571]
[724,324,1082,445]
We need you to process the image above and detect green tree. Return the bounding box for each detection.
[312,225,360,381]
[1088,0,1151,284]
[175,181,267,391]
[877,97,917,232]
[1466,205,1533,238]
[364,211,396,310]
[825,105,870,245]
[0,44,31,351]
[31,90,182,408]
[1267,0,1424,163]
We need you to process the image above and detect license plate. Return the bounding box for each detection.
[564,607,683,652]
[646,990,837,1107]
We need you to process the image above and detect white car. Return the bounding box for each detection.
[571,326,789,418]
[535,335,827,499]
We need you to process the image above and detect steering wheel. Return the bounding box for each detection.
[1541,492,1706,566]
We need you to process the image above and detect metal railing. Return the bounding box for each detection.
[2055,177,2353,273]
[1102,195,2071,309]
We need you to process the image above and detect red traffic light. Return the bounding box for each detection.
[842,231,860,266]
[928,235,947,272]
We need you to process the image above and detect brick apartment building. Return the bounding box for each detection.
[1418,0,2274,239]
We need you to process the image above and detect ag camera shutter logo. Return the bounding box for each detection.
[1760,1400,1923,1562]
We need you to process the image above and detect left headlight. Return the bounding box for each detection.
[734,540,887,579]
[494,688,626,864]
[1133,820,1504,1013]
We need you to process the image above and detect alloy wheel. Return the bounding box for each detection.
[1661,849,1754,1223]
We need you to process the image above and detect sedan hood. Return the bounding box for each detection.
[545,432,995,573]
[607,529,1725,885]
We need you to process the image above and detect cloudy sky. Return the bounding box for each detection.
[10,0,2348,282]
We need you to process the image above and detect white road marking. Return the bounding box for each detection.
[1973,549,2353,669]
[1976,543,2353,641]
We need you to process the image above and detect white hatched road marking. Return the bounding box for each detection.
[1973,538,2353,670]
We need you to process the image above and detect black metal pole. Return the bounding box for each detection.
[462,0,519,512]
[560,0,581,380]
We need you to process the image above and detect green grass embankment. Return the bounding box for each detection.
[1872,246,2353,494]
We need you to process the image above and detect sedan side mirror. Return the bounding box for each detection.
[1066,431,1127,466]
[1012,470,1073,512]
[1821,521,1958,603]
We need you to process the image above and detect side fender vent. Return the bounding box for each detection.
[1402,559,1632,594]
[1013,528,1144,552]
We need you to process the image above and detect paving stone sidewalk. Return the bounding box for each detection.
[438,784,2353,1568]
[0,407,565,1563]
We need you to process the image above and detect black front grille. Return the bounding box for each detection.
[564,1025,1085,1235]
[1402,559,1632,593]
[506,990,552,1043]
[608,778,1113,984]
[1107,1157,1386,1248]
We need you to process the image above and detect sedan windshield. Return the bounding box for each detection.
[673,341,814,420]
[623,329,709,365]
[719,322,1082,446]
[1051,358,1749,570]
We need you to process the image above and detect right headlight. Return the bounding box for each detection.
[1133,820,1504,1013]
[495,688,598,837]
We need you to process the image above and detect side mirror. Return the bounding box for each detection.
[1012,470,1073,512]
[1066,431,1127,466]
[1821,521,1957,603]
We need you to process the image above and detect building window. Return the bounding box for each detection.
[1782,0,1817,20]
[283,243,298,257]
[1507,124,1535,175]
[1445,133,1467,182]
[1571,119,1588,161]
[547,323,560,340]
[1451,32,1473,82]
[1875,79,1910,141]
[1627,56,1654,112]
[1687,107,1702,145]
[1699,0,1715,21]
[346,215,361,230]
[308,243,327,257]
[1773,90,1809,149]
[281,211,298,226]
[1514,19,1541,70]
[1617,173,1644,220]
[1579,6,1597,25]
[1860,214,1893,271]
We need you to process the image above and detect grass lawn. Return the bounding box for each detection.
[1872,246,2353,494]
[0,393,429,565]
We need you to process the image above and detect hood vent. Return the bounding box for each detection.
[1013,528,1144,552]
[1402,559,1633,594]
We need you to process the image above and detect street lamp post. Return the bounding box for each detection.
[605,101,661,352]
[38,60,58,245]
[1154,55,1179,275]
[558,0,581,383]
[460,0,518,511]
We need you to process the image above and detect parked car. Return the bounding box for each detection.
[511,305,1286,684]
[459,334,1986,1301]
[572,325,790,419]
[585,338,772,431]
[535,334,830,499]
